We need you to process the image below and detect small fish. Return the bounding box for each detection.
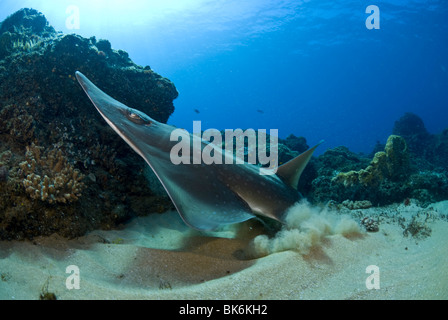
[256,109,264,114]
[194,109,200,114]
[76,71,321,230]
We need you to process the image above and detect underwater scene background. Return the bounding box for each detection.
[0,0,447,300]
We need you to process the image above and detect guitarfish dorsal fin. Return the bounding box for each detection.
[276,141,324,189]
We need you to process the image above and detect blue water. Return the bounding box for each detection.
[1,0,447,155]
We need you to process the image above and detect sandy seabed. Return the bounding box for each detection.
[0,201,447,300]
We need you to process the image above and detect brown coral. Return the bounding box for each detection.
[384,134,409,180]
[19,143,85,204]
[332,135,409,187]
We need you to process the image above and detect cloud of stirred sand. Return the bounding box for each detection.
[248,201,363,257]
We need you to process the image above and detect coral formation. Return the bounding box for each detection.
[332,135,409,187]
[392,112,448,170]
[282,134,309,153]
[19,144,85,204]
[392,112,432,156]
[341,200,372,210]
[360,217,379,232]
[384,134,410,180]
[0,9,174,240]
[307,123,448,206]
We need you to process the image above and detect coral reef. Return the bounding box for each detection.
[0,9,174,240]
[281,134,309,153]
[392,112,448,170]
[392,112,432,156]
[332,135,410,187]
[19,144,85,204]
[307,115,448,206]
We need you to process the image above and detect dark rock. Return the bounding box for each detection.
[314,146,371,176]
[392,112,448,171]
[393,112,429,137]
[432,128,448,169]
[0,8,55,37]
[96,39,112,53]
[392,112,435,165]
[281,134,309,153]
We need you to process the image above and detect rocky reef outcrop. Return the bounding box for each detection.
[0,8,176,240]
[392,112,448,170]
[307,114,448,206]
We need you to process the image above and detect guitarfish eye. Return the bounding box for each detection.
[126,109,152,126]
